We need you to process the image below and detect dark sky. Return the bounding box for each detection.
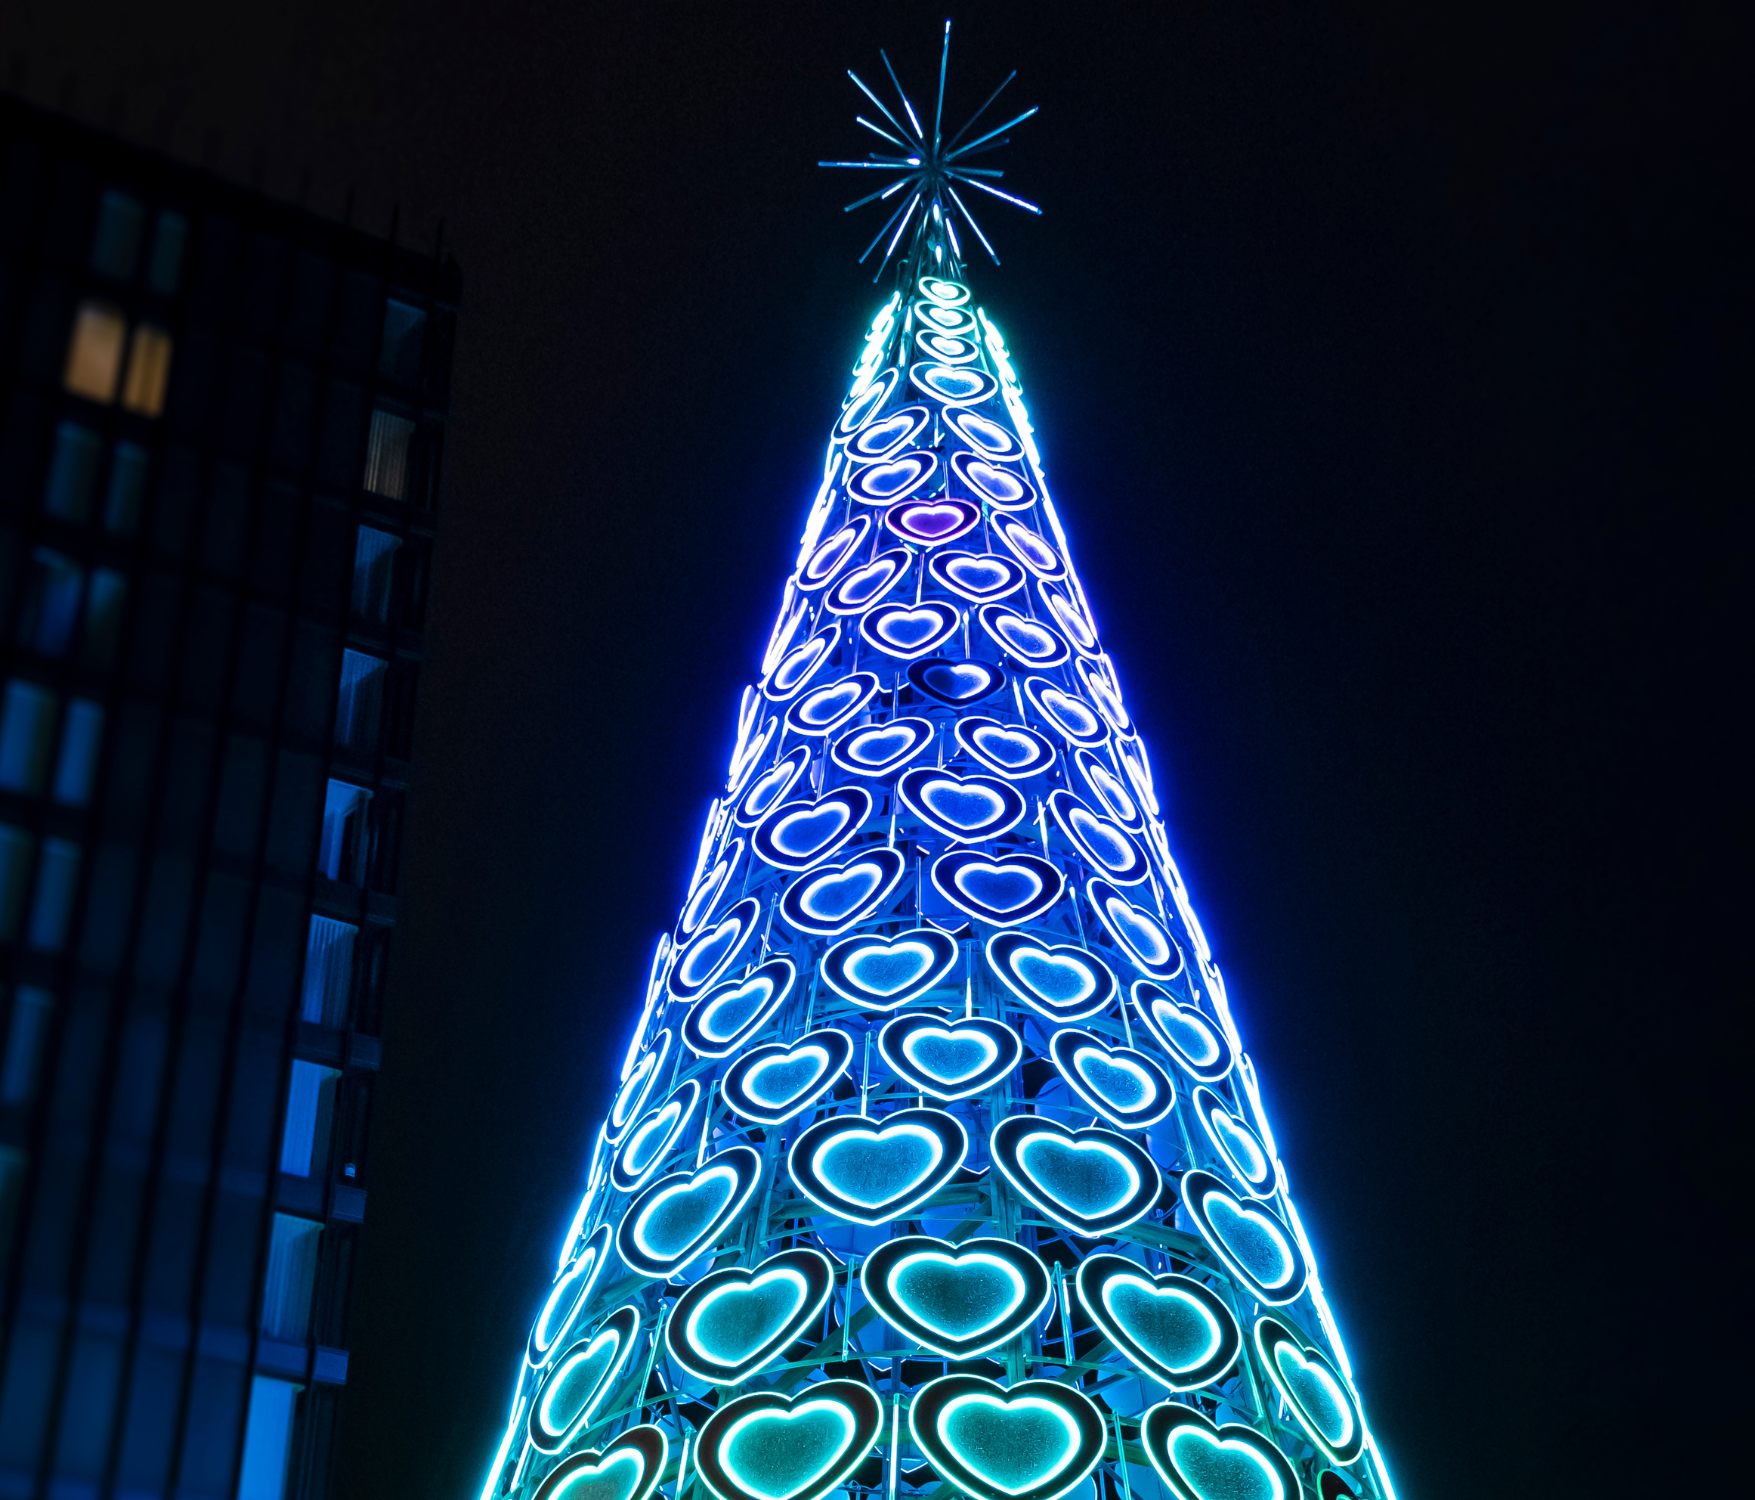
[2,2,1742,1497]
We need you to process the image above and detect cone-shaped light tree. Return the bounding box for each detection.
[480,29,1396,1500]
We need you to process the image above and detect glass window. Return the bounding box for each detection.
[28,838,81,952]
[146,210,189,297]
[350,526,400,625]
[318,780,372,883]
[378,299,426,386]
[82,568,129,669]
[278,1060,341,1177]
[236,1374,298,1500]
[43,421,106,523]
[361,410,413,500]
[260,1214,322,1344]
[53,700,106,807]
[1,986,55,1105]
[120,325,173,417]
[300,916,356,1027]
[90,190,146,280]
[17,549,85,656]
[104,442,149,535]
[334,650,385,752]
[0,682,60,794]
[64,301,128,403]
[0,825,35,942]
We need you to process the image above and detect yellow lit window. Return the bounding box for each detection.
[63,301,127,403]
[120,324,173,417]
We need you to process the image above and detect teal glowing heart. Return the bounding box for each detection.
[682,958,797,1059]
[780,847,906,936]
[788,1107,967,1225]
[670,897,762,1000]
[908,1375,1106,1500]
[616,1147,763,1277]
[527,1222,610,1368]
[990,1116,1159,1236]
[820,927,958,1009]
[1047,1028,1175,1129]
[1074,1253,1240,1391]
[1130,983,1233,1082]
[722,1029,853,1126]
[986,934,1116,1022]
[878,1013,1023,1101]
[531,1425,668,1500]
[1191,1085,1275,1197]
[611,1079,700,1192]
[695,1382,883,1500]
[861,1235,1051,1359]
[1140,1404,1300,1500]
[1180,1170,1308,1306]
[1254,1317,1364,1465]
[1087,879,1182,980]
[527,1304,641,1453]
[665,1248,834,1385]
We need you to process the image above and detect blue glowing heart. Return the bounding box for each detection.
[735,745,810,827]
[1041,584,1100,657]
[1072,748,1143,832]
[899,767,1027,841]
[916,330,980,364]
[979,605,1070,668]
[616,1146,763,1278]
[1139,1404,1300,1500]
[1179,1170,1308,1307]
[928,550,1025,604]
[886,497,981,548]
[834,367,899,439]
[763,624,840,702]
[946,407,1024,461]
[820,926,958,1009]
[780,847,906,936]
[1191,1085,1276,1198]
[861,1236,1051,1359]
[1075,659,1128,730]
[910,363,1000,407]
[918,275,970,307]
[830,716,934,778]
[797,515,870,592]
[985,934,1117,1021]
[1047,1029,1175,1129]
[1047,790,1147,884]
[861,600,961,659]
[526,1222,612,1370]
[917,302,975,335]
[669,897,762,1001]
[1130,983,1234,1082]
[529,1423,668,1500]
[695,1381,883,1500]
[846,404,930,462]
[877,1013,1023,1101]
[1074,1253,1240,1391]
[1023,676,1108,748]
[611,1079,700,1193]
[990,1115,1161,1236]
[785,672,881,738]
[908,655,1007,707]
[679,837,744,936]
[1087,879,1183,981]
[954,716,1057,780]
[665,1247,835,1385]
[848,449,939,505]
[1115,735,1161,819]
[753,787,872,872]
[682,958,797,1059]
[825,549,911,615]
[721,1028,853,1126]
[605,1029,671,1144]
[950,450,1038,511]
[932,851,1063,927]
[527,1303,641,1453]
[788,1106,967,1224]
[908,1375,1106,1500]
[1254,1317,1364,1465]
[994,518,1067,580]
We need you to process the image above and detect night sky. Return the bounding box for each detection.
[0,3,1740,1497]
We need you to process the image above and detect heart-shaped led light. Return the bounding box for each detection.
[527,1223,612,1369]
[1075,659,1129,730]
[955,717,1057,780]
[780,847,906,936]
[797,516,871,592]
[1071,749,1144,832]
[848,450,939,506]
[528,1303,642,1453]
[847,404,931,462]
[735,746,811,828]
[679,837,744,937]
[908,656,1007,707]
[946,407,1024,461]
[616,1146,763,1278]
[1086,880,1183,980]
[916,330,980,364]
[978,606,1070,669]
[885,497,981,548]
[1254,1317,1364,1465]
[899,767,1027,842]
[831,716,934,778]
[763,624,840,702]
[861,1235,1051,1358]
[666,1248,835,1385]
[1180,1170,1307,1306]
[861,600,961,660]
[916,302,976,336]
[918,275,971,307]
[753,787,873,872]
[1191,1085,1276,1198]
[785,672,881,738]
[611,1079,701,1193]
[986,934,1117,1022]
[1040,583,1100,657]
[1074,1254,1239,1391]
[834,368,900,440]
[721,1028,853,1125]
[727,715,778,798]
[670,898,763,1001]
[1140,1404,1300,1500]
[1023,677,1109,748]
[1115,735,1161,819]
[530,1422,668,1500]
[825,549,911,615]
[605,1029,672,1144]
[932,851,1064,927]
[910,363,1000,407]
[927,550,1026,604]
[695,1381,883,1500]
[788,1106,968,1224]
[909,1375,1105,1500]
[1130,983,1234,1082]
[1047,790,1148,884]
[682,958,797,1059]
[1048,1029,1175,1129]
[990,1116,1160,1236]
[820,926,959,1009]
[951,450,1039,511]
[878,1013,1023,1101]
[993,518,1067,580]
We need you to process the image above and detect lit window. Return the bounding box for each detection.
[301,915,357,1027]
[0,682,60,794]
[82,568,128,668]
[319,780,372,883]
[53,700,105,807]
[43,421,105,522]
[146,210,189,296]
[16,549,85,656]
[1,986,55,1105]
[237,1375,299,1500]
[350,526,400,624]
[279,1059,342,1176]
[28,838,80,952]
[334,650,385,751]
[120,323,173,417]
[260,1214,323,1342]
[362,410,413,500]
[0,826,35,942]
[63,301,127,403]
[90,190,146,280]
[104,441,149,534]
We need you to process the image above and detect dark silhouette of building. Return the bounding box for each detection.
[0,96,455,1500]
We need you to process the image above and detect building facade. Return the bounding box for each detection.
[0,98,455,1500]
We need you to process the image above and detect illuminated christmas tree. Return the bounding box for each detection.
[479,27,1397,1500]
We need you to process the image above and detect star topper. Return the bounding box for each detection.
[820,19,1041,279]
